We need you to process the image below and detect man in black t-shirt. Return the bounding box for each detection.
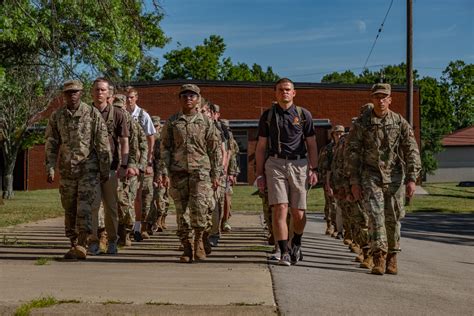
[255,78,318,266]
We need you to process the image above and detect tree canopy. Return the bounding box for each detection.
[161,35,279,82]
[0,0,169,198]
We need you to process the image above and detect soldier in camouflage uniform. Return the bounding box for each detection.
[345,83,421,275]
[148,116,170,233]
[45,80,111,260]
[160,84,221,263]
[221,119,240,233]
[208,104,229,247]
[318,127,342,235]
[112,94,146,247]
[326,125,345,239]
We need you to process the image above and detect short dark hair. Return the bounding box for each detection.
[274,78,294,90]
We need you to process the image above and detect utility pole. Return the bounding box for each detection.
[407,0,413,126]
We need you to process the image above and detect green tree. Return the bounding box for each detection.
[441,60,474,130]
[161,35,279,82]
[0,0,169,198]
[418,77,453,176]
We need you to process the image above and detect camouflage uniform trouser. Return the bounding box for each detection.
[210,180,226,236]
[169,172,212,241]
[323,190,336,226]
[348,200,370,248]
[59,173,98,245]
[146,185,170,224]
[117,176,136,227]
[140,173,154,223]
[259,190,272,233]
[362,178,405,254]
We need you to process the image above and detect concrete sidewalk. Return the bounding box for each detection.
[0,213,277,315]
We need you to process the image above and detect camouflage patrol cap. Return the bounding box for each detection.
[151,116,161,126]
[331,125,345,134]
[371,83,391,95]
[63,80,83,92]
[113,94,126,108]
[179,84,200,96]
[220,119,229,128]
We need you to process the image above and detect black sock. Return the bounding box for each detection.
[278,240,288,256]
[292,233,302,246]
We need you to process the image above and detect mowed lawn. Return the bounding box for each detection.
[0,183,472,228]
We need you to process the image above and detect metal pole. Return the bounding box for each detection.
[407,0,413,126]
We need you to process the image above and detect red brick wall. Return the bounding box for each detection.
[26,81,420,189]
[27,145,59,190]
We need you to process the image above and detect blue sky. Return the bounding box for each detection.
[153,0,473,82]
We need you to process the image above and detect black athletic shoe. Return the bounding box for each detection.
[133,230,143,242]
[290,244,303,264]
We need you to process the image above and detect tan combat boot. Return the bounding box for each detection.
[98,229,108,253]
[371,250,387,275]
[385,252,398,275]
[202,231,212,255]
[74,232,88,260]
[161,214,168,230]
[360,248,373,269]
[117,224,127,247]
[194,231,206,261]
[180,239,193,263]
[153,215,163,232]
[325,221,332,235]
[355,252,364,263]
[350,243,361,254]
[141,223,150,239]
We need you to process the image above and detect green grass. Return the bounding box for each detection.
[1,183,472,229]
[0,190,62,227]
[14,296,58,316]
[408,183,474,213]
[145,301,175,306]
[14,297,80,316]
[231,185,324,212]
[34,257,52,266]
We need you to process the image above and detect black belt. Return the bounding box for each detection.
[271,153,306,160]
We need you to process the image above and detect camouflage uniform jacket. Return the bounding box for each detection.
[227,135,240,176]
[160,111,221,179]
[152,131,161,177]
[318,142,335,185]
[45,102,111,179]
[131,118,148,171]
[345,109,421,185]
[330,136,350,194]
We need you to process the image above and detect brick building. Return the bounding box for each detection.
[11,80,420,190]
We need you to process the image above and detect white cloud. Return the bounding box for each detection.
[355,20,367,33]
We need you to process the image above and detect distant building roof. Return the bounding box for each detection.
[442,126,474,146]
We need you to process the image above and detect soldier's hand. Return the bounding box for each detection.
[406,181,416,198]
[325,184,334,197]
[228,175,236,186]
[256,175,266,193]
[161,175,170,188]
[212,178,219,191]
[126,167,137,178]
[145,166,153,175]
[47,174,54,183]
[351,184,363,201]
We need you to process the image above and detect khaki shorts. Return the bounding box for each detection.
[265,156,308,210]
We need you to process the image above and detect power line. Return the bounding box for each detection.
[363,0,394,69]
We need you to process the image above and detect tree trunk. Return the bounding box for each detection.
[3,173,14,199]
[2,144,19,200]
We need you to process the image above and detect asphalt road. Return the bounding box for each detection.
[270,212,474,315]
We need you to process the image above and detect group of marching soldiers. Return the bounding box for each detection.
[44,80,240,261]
